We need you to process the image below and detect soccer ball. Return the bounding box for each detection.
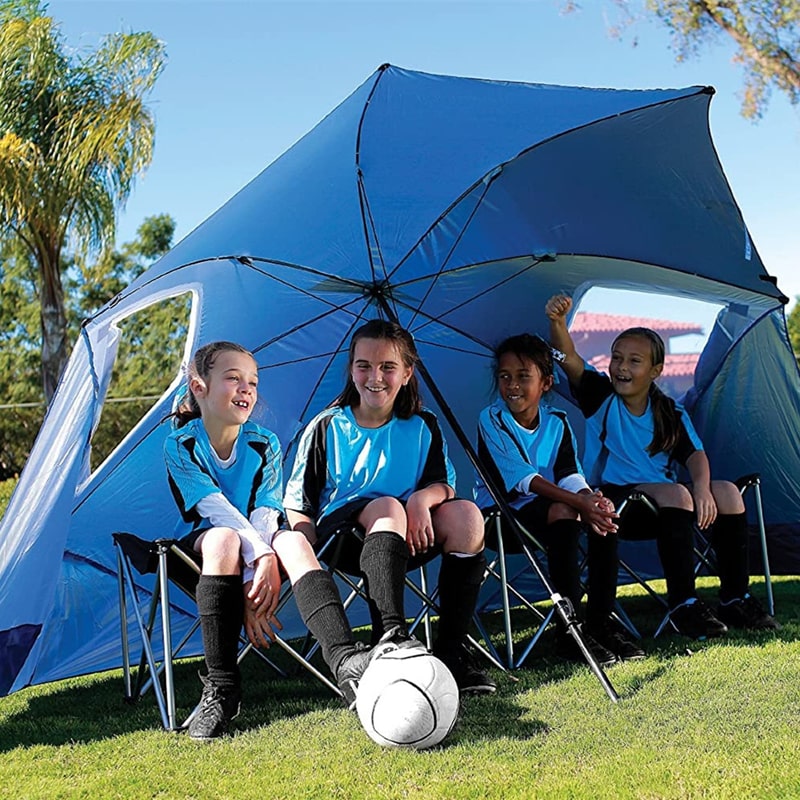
[355,646,460,749]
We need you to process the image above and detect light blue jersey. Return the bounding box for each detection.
[475,400,586,510]
[164,418,284,534]
[573,367,702,485]
[283,405,456,524]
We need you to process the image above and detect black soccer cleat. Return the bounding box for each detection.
[555,625,619,668]
[186,674,241,741]
[586,616,646,662]
[433,641,496,695]
[668,599,728,640]
[335,641,375,709]
[717,594,780,631]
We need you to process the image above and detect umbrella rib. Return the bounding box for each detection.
[386,88,715,284]
[249,296,366,357]
[354,65,394,310]
[396,257,542,339]
[390,294,496,353]
[405,180,493,331]
[280,314,368,461]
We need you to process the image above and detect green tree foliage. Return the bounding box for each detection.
[787,298,800,362]
[566,1,800,119]
[0,214,184,479]
[0,0,166,400]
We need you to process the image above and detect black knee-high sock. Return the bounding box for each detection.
[586,530,619,626]
[359,531,409,642]
[293,569,355,675]
[712,513,750,602]
[656,508,697,608]
[544,519,583,618]
[196,574,243,692]
[435,551,487,650]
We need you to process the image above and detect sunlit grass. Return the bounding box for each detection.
[1,576,797,800]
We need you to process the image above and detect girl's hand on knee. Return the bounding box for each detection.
[692,485,717,530]
[406,494,435,557]
[247,553,281,618]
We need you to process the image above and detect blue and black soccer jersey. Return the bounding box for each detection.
[164,418,284,535]
[572,366,703,485]
[475,400,587,510]
[283,405,456,524]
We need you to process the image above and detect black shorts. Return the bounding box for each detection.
[597,483,661,541]
[482,496,553,554]
[316,498,445,575]
[180,527,210,553]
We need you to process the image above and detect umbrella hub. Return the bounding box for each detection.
[362,280,394,302]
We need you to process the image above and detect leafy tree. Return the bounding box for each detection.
[787,298,800,363]
[0,0,166,401]
[0,214,184,478]
[566,1,800,119]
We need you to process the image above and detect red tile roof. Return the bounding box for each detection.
[572,312,703,336]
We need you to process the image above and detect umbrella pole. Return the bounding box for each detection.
[405,344,619,703]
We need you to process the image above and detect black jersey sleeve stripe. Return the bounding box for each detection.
[477,426,521,502]
[167,437,213,526]
[552,412,581,484]
[299,414,332,518]
[418,410,451,489]
[672,409,698,465]
[573,368,613,419]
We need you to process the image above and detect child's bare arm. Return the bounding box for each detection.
[545,294,585,387]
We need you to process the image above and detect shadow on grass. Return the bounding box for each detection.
[1,578,795,752]
[474,576,799,703]
[0,649,346,752]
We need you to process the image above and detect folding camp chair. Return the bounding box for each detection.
[113,532,341,731]
[475,510,558,670]
[612,472,775,638]
[473,508,620,705]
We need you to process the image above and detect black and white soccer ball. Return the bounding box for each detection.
[355,645,459,749]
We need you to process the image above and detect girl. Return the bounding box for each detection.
[545,295,778,639]
[164,341,373,740]
[475,333,643,664]
[283,319,496,694]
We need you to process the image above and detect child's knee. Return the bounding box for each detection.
[435,499,484,552]
[711,480,745,514]
[200,527,241,572]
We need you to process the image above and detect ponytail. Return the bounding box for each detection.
[647,383,681,456]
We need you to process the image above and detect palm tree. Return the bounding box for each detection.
[0,2,165,401]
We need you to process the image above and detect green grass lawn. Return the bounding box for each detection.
[1,576,798,800]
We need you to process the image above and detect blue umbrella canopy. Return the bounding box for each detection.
[0,64,795,695]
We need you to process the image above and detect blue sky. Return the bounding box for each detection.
[47,0,800,340]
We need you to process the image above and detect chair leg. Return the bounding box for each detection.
[115,542,175,730]
[746,478,774,615]
[495,515,515,668]
[156,543,178,731]
[116,546,133,702]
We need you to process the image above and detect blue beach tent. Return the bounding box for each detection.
[1,65,798,696]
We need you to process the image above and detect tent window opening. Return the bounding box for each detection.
[569,288,724,401]
[89,292,192,472]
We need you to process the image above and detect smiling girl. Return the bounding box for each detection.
[284,319,496,694]
[165,341,374,739]
[475,334,636,664]
[546,295,778,640]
